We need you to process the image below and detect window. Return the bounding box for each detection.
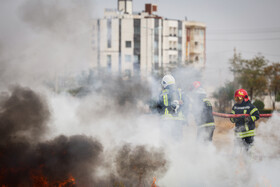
[134,27,140,34]
[173,28,177,36]
[134,42,140,48]
[125,41,132,48]
[169,27,173,36]
[178,30,182,37]
[173,42,177,50]
[178,43,182,50]
[107,55,112,70]
[200,29,204,36]
[154,55,159,63]
[134,55,139,63]
[154,41,158,49]
[125,69,131,77]
[154,62,159,70]
[107,20,112,48]
[125,55,131,63]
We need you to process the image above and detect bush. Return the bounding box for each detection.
[253,99,265,110]
[259,109,273,114]
[276,94,280,102]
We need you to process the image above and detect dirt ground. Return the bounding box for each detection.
[212,117,268,152]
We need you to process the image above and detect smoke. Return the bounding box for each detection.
[1,74,280,186]
[1,1,280,186]
[255,114,280,158]
[0,85,50,143]
[109,144,168,186]
[0,0,95,88]
[0,83,168,186]
[250,114,280,186]
[35,135,103,186]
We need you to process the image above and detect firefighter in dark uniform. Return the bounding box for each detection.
[230,89,260,151]
[189,81,215,142]
[156,74,185,141]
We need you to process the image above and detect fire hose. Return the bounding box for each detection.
[212,112,275,118]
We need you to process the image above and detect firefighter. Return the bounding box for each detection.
[189,81,215,142]
[230,89,260,151]
[156,74,185,141]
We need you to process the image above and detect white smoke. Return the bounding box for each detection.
[1,0,280,186]
[0,0,95,89]
[42,72,280,186]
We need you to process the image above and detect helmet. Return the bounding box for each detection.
[189,81,201,91]
[234,89,249,102]
[161,74,175,88]
[191,81,207,97]
[192,81,201,89]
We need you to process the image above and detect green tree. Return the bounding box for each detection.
[229,51,267,100]
[212,81,236,112]
[264,63,280,109]
[253,99,265,110]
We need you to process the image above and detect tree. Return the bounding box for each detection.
[264,63,280,109]
[229,51,267,100]
[212,81,236,113]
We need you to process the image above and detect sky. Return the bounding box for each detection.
[94,0,280,88]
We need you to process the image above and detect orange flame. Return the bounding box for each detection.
[31,168,75,187]
[58,175,76,187]
[151,177,156,187]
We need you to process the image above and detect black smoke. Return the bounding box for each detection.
[0,86,168,186]
[0,86,50,143]
[0,86,103,186]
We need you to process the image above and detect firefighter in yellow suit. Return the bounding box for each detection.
[230,89,260,151]
[156,74,186,141]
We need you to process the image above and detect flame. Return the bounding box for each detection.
[31,168,75,187]
[57,175,75,187]
[151,177,156,187]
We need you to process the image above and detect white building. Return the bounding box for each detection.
[92,0,206,78]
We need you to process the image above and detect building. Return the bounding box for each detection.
[92,0,206,78]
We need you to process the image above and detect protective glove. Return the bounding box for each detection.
[171,100,179,113]
[245,116,251,123]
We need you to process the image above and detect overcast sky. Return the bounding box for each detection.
[94,0,280,88]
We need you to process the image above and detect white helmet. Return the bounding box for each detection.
[161,74,175,88]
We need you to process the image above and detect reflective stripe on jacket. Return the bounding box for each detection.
[159,87,185,121]
[230,100,259,138]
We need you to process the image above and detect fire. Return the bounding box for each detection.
[151,177,156,187]
[57,175,75,187]
[31,169,75,187]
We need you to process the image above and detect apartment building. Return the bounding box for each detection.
[92,0,206,78]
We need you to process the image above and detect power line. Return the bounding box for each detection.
[207,49,280,58]
[207,37,280,41]
[207,27,280,35]
[236,50,280,57]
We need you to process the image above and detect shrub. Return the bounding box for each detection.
[259,109,273,114]
[253,99,265,110]
[276,94,280,102]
